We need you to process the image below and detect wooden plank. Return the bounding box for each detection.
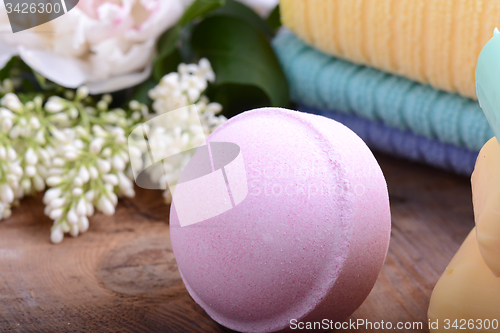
[0,154,474,332]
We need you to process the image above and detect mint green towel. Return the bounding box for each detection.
[272,30,493,152]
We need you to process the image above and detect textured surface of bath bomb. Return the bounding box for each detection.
[170,108,391,332]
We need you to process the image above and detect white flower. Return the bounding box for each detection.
[67,209,79,224]
[25,148,38,165]
[142,59,226,200]
[49,208,63,220]
[198,58,216,83]
[78,166,90,183]
[0,0,189,93]
[97,196,115,215]
[46,176,63,187]
[0,184,14,203]
[79,216,90,232]
[73,177,84,187]
[7,147,16,161]
[103,174,118,186]
[181,75,206,102]
[69,224,79,237]
[29,117,41,130]
[97,159,111,174]
[50,226,64,244]
[149,58,216,113]
[76,86,89,100]
[49,197,66,209]
[25,165,36,177]
[45,97,65,113]
[89,166,99,180]
[72,187,83,197]
[36,93,145,243]
[76,198,87,216]
[0,59,225,243]
[2,118,12,132]
[89,138,104,154]
[33,175,45,192]
[1,93,23,112]
[112,154,125,171]
[43,188,62,205]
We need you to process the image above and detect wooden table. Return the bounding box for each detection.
[0,153,475,332]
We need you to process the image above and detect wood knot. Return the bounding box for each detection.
[97,236,182,297]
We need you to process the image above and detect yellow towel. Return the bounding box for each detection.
[280,0,500,100]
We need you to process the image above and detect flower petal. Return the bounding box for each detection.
[18,47,88,88]
[0,42,17,70]
[86,65,151,94]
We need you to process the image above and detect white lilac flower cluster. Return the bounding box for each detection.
[148,58,226,202]
[0,92,50,219]
[0,87,142,243]
[0,58,226,243]
[43,118,137,244]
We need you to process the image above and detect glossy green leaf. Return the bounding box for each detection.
[206,83,270,117]
[0,56,16,80]
[179,0,226,26]
[209,0,273,37]
[153,47,183,82]
[191,16,289,107]
[129,78,158,105]
[266,5,281,31]
[153,0,226,81]
[156,26,180,61]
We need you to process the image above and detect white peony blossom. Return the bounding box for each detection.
[0,0,188,93]
[0,0,278,94]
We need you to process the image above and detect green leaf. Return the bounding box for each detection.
[153,0,226,81]
[153,48,183,82]
[0,56,16,80]
[157,0,225,61]
[156,26,181,62]
[129,78,158,105]
[192,16,289,108]
[178,23,197,63]
[207,83,270,118]
[209,0,273,38]
[266,5,281,31]
[33,71,58,91]
[179,0,226,26]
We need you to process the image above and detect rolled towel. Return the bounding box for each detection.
[272,30,494,152]
[280,0,500,100]
[300,105,478,176]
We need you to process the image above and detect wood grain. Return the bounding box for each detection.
[0,154,475,332]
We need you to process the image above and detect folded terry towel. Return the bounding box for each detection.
[272,30,493,153]
[280,0,500,100]
[300,105,478,176]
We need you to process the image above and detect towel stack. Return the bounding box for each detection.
[273,0,500,175]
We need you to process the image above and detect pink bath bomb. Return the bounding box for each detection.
[170,108,391,332]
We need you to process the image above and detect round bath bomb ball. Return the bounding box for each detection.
[170,108,391,332]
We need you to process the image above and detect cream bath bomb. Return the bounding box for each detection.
[170,108,391,332]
